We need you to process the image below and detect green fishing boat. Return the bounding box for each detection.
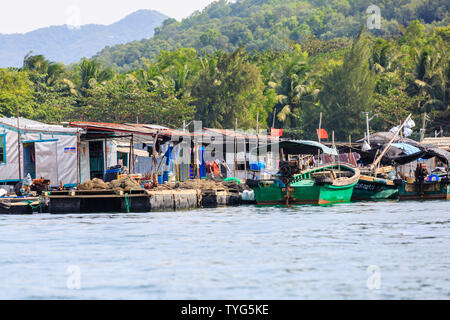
[351,172,399,201]
[247,140,360,205]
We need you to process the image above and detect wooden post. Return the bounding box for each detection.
[152,133,159,186]
[317,112,322,166]
[104,138,108,172]
[420,112,427,142]
[131,134,135,174]
[196,144,200,180]
[365,112,370,144]
[332,131,335,163]
[234,118,238,178]
[349,135,353,166]
[16,116,22,181]
[272,108,277,128]
[77,131,80,185]
[255,111,259,179]
[318,112,322,143]
[370,114,412,171]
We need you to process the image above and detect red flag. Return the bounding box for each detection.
[271,128,283,137]
[316,128,328,140]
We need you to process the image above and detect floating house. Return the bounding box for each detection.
[69,122,191,182]
[0,117,82,187]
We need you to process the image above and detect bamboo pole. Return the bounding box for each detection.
[317,112,322,166]
[349,134,353,166]
[234,118,238,178]
[196,144,200,180]
[131,134,135,174]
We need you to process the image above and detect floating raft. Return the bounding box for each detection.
[44,188,242,214]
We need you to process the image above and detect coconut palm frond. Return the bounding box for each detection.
[277,104,291,122]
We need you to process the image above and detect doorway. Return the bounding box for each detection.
[89,141,104,179]
[22,142,36,179]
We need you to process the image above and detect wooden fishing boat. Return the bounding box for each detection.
[351,175,399,201]
[0,197,40,214]
[398,178,450,201]
[351,167,399,201]
[247,140,360,205]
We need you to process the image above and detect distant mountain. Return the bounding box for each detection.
[0,9,168,68]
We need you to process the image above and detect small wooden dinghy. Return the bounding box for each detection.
[398,178,450,201]
[0,197,40,215]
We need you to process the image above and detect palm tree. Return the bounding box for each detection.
[22,53,49,73]
[22,52,66,86]
[269,52,319,126]
[408,47,448,113]
[79,58,114,90]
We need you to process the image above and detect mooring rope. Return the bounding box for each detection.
[124,193,131,213]
[22,200,42,212]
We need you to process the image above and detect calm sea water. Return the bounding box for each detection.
[0,201,449,299]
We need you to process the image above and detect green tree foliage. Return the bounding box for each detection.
[0,69,34,117]
[190,47,266,129]
[319,30,376,140]
[0,8,448,139]
[81,74,194,127]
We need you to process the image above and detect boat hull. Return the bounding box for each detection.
[250,164,359,205]
[351,175,399,201]
[253,181,356,205]
[398,181,450,201]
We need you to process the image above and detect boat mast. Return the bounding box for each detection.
[317,112,322,167]
[370,114,412,172]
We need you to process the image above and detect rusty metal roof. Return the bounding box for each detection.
[69,121,193,138]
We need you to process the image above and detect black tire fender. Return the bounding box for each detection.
[14,182,23,196]
[314,176,333,185]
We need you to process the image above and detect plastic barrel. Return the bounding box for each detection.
[162,171,170,183]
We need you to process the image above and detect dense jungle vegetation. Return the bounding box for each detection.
[0,0,449,141]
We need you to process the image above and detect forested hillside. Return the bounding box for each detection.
[0,10,167,68]
[93,0,449,70]
[0,0,449,141]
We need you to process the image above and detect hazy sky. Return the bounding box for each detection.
[0,0,217,34]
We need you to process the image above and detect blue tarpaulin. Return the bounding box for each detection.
[391,143,421,155]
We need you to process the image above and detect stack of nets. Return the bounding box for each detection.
[153,178,249,192]
[77,176,143,192]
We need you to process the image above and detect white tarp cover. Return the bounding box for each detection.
[35,141,58,185]
[0,118,80,186]
[56,135,78,186]
[79,141,90,183]
[0,130,19,181]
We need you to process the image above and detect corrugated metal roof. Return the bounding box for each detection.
[70,122,192,138]
[0,117,81,133]
[422,137,450,150]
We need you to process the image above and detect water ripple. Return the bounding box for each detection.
[0,200,449,299]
